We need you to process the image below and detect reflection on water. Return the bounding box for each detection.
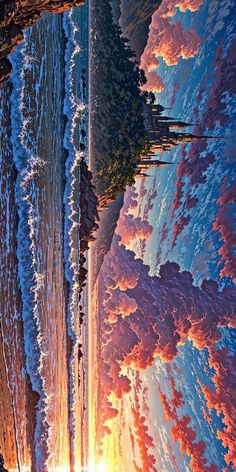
[0,5,89,471]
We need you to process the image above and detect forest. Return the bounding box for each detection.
[90,0,153,202]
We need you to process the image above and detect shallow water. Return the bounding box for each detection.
[0,6,89,471]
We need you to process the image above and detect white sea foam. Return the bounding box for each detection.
[63,9,87,468]
[10,39,51,470]
[8,7,88,470]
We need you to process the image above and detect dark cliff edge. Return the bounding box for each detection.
[0,0,85,83]
[111,0,162,62]
[90,0,154,286]
[89,0,163,287]
[0,455,8,472]
[91,193,124,287]
[79,157,99,297]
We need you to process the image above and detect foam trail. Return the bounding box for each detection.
[10,38,51,470]
[63,10,87,470]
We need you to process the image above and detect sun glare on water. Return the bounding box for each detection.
[86,460,109,472]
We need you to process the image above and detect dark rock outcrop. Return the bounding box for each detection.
[111,0,162,62]
[91,192,124,288]
[89,0,161,285]
[79,157,99,296]
[0,455,8,472]
[0,0,85,83]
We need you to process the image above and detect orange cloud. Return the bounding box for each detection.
[116,185,153,247]
[213,179,236,284]
[117,213,153,246]
[199,347,236,469]
[161,0,204,17]
[105,291,138,323]
[132,375,157,472]
[96,235,236,451]
[158,376,218,472]
[132,408,157,471]
[140,0,203,92]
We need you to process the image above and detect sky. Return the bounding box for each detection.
[89,0,236,470]
[1,2,235,471]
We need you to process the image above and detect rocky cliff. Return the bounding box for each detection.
[0,0,85,82]
[79,157,99,295]
[111,0,162,62]
[91,193,124,287]
[0,455,8,472]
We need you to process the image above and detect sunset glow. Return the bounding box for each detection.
[0,1,235,472]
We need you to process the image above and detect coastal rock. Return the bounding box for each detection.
[91,193,124,287]
[0,2,18,28]
[0,0,85,83]
[0,455,8,472]
[79,157,99,298]
[0,57,12,82]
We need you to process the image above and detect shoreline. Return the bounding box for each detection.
[0,79,35,471]
[0,4,99,470]
[0,0,86,83]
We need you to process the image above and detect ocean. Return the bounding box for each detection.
[0,5,89,471]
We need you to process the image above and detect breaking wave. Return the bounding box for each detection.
[10,40,51,469]
[8,7,88,470]
[63,9,87,468]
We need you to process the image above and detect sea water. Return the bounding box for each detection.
[0,5,89,471]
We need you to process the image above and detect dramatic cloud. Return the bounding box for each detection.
[199,347,236,469]
[160,0,204,17]
[95,235,236,449]
[171,36,236,243]
[158,376,218,472]
[131,375,157,472]
[105,291,138,323]
[116,186,153,247]
[213,179,236,284]
[172,214,191,247]
[117,213,153,246]
[122,187,139,214]
[141,0,202,92]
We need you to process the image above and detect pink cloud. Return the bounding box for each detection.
[95,235,236,450]
[132,375,157,472]
[122,187,139,214]
[213,179,236,284]
[116,185,153,247]
[171,35,236,238]
[199,347,236,469]
[140,0,202,92]
[158,375,218,472]
[116,213,153,246]
[105,291,138,323]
